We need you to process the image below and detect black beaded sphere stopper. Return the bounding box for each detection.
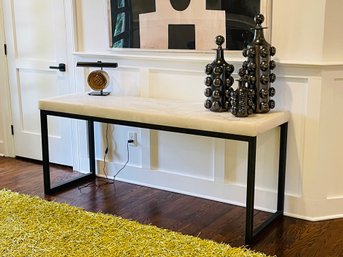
[215,35,225,47]
[254,14,264,27]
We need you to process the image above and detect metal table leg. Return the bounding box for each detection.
[88,120,96,175]
[244,122,288,244]
[41,111,96,195]
[41,110,51,194]
[277,122,288,213]
[245,136,257,244]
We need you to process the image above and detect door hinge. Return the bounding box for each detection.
[4,44,7,55]
[11,125,14,135]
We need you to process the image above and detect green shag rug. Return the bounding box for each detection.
[0,189,271,257]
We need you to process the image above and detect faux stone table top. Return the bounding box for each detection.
[39,93,289,137]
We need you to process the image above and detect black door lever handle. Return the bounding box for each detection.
[49,63,66,72]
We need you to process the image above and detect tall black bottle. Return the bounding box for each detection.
[241,14,276,113]
[204,35,234,112]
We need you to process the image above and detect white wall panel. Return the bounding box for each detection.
[17,69,57,133]
[13,0,57,60]
[322,71,343,199]
[149,69,204,101]
[272,0,326,63]
[327,80,343,197]
[224,75,309,198]
[225,129,279,192]
[255,129,280,191]
[225,140,248,185]
[108,67,141,96]
[323,0,343,63]
[95,124,142,169]
[75,0,109,52]
[150,131,215,180]
[274,77,309,196]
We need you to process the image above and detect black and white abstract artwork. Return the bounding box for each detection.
[109,0,261,50]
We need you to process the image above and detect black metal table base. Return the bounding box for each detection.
[40,110,288,245]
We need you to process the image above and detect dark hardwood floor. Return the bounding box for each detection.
[1,156,342,257]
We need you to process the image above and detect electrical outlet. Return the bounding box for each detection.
[128,131,137,146]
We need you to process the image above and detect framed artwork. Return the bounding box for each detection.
[108,0,271,51]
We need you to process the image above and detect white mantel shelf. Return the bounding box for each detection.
[39,93,289,137]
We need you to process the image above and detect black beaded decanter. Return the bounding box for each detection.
[204,35,234,112]
[240,14,276,113]
[230,78,255,117]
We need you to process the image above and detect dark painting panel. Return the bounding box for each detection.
[168,24,196,50]
[109,0,261,50]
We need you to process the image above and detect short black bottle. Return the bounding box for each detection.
[230,79,255,117]
[204,35,234,112]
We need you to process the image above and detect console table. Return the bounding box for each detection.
[39,93,289,244]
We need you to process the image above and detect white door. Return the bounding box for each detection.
[0,0,12,156]
[3,0,73,165]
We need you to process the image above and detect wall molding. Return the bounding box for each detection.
[97,162,343,222]
[73,51,343,69]
[96,161,278,212]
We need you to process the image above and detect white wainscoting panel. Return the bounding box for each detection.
[149,69,204,101]
[327,78,343,197]
[109,67,141,96]
[323,70,343,199]
[150,131,215,181]
[274,76,309,197]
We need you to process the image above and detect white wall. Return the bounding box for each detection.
[322,0,343,62]
[272,0,326,63]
